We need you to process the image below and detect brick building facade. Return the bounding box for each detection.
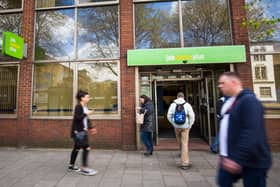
[0,0,279,151]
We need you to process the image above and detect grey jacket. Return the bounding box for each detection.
[140,100,154,132]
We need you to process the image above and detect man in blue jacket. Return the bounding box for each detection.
[217,72,272,187]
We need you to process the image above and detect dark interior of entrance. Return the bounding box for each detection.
[156,81,201,140]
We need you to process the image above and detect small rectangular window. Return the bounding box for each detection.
[260,87,272,97]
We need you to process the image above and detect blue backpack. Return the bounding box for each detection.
[173,102,186,125]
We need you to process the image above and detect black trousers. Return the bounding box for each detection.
[70,139,90,167]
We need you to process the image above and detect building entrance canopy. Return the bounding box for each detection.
[128,45,246,66]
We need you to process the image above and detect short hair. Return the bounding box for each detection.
[76,90,89,101]
[221,71,241,80]
[177,92,184,98]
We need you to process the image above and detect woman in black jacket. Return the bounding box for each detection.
[138,95,155,156]
[69,90,97,176]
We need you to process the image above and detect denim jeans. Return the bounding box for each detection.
[140,131,153,153]
[210,134,219,152]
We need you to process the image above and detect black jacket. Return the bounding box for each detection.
[70,104,88,138]
[140,100,155,132]
[227,89,272,169]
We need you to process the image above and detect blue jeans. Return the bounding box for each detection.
[210,134,219,152]
[140,131,153,153]
[217,166,267,187]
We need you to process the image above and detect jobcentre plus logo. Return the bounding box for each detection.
[165,54,205,63]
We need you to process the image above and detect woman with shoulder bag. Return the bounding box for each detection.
[69,90,98,176]
[137,95,155,156]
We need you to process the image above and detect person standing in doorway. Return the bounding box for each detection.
[137,95,155,156]
[217,72,272,187]
[69,90,98,176]
[167,92,195,170]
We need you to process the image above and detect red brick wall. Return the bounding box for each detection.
[229,0,253,90]
[120,0,136,149]
[266,119,280,152]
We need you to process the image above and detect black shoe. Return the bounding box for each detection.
[143,151,153,156]
[210,148,218,154]
[180,164,192,170]
[68,165,80,171]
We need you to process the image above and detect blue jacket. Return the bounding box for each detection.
[227,89,272,169]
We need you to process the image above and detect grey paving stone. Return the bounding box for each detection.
[163,175,187,187]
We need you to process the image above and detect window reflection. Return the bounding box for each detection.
[77,6,119,59]
[79,0,117,3]
[36,0,74,8]
[35,9,75,60]
[32,63,74,116]
[135,2,180,49]
[0,0,22,10]
[78,62,118,114]
[0,13,22,61]
[182,0,231,47]
[0,66,18,114]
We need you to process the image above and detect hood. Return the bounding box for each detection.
[174,98,186,104]
[237,88,256,99]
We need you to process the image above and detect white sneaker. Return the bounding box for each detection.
[79,168,98,176]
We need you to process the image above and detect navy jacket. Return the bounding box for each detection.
[140,100,155,132]
[227,89,272,169]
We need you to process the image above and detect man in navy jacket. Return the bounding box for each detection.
[217,72,272,187]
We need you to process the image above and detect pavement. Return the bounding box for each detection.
[0,148,279,187]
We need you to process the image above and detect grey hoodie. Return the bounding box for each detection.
[167,98,195,129]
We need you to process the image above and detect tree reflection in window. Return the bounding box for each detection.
[135,2,180,49]
[78,62,118,114]
[36,0,74,8]
[77,6,119,59]
[35,9,75,60]
[182,0,231,47]
[0,0,22,10]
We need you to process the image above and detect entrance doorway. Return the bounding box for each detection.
[139,69,220,149]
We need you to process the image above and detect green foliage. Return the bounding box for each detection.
[244,0,280,41]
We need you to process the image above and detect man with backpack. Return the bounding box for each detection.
[167,92,195,170]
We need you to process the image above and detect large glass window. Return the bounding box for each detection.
[77,6,119,59]
[35,9,75,61]
[134,1,180,49]
[134,0,231,49]
[182,0,231,47]
[0,0,22,10]
[78,62,119,114]
[79,0,118,3]
[32,63,74,116]
[0,66,18,114]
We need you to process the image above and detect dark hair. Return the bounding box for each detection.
[76,90,89,101]
[140,94,151,103]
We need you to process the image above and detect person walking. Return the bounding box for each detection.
[167,92,195,170]
[69,90,98,176]
[137,95,155,156]
[217,72,272,187]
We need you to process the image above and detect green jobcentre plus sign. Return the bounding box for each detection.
[2,32,24,59]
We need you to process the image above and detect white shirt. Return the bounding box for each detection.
[219,97,236,157]
[83,106,89,130]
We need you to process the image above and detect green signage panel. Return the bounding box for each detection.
[127,45,246,66]
[2,32,24,59]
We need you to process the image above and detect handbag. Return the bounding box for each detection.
[75,131,88,147]
[136,111,146,124]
